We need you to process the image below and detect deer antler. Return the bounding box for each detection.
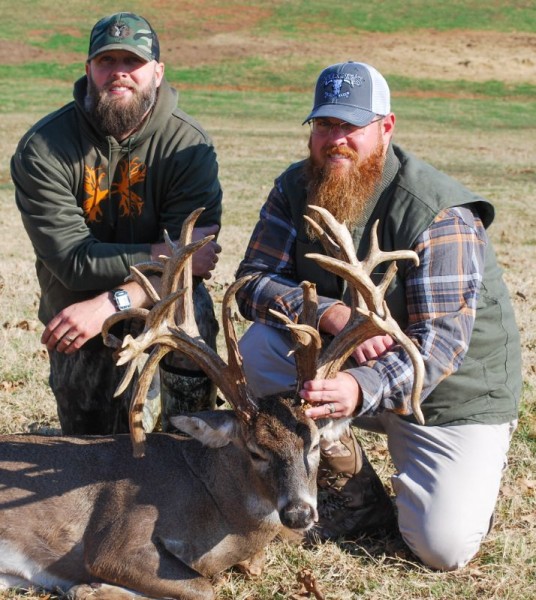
[272,205,425,425]
[102,209,258,457]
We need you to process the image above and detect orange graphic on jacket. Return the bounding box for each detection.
[113,158,146,218]
[83,157,147,223]
[83,165,108,222]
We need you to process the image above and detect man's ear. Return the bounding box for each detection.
[154,61,165,88]
[381,113,396,140]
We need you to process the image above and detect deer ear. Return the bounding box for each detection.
[170,412,241,448]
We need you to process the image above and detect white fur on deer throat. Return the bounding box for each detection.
[319,417,352,443]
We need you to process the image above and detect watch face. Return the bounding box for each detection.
[114,289,131,310]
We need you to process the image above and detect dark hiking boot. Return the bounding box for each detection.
[311,429,396,541]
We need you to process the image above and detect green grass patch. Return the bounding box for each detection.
[2,58,535,107]
[32,33,87,54]
[388,75,536,101]
[0,63,83,83]
[0,76,73,113]
[2,1,535,47]
[173,90,536,133]
[0,0,146,41]
[261,0,536,35]
[1,78,534,135]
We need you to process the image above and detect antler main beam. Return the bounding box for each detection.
[102,209,258,457]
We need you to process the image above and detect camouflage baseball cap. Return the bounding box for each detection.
[88,12,160,62]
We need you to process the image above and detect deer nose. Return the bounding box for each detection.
[280,501,316,530]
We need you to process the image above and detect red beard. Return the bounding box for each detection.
[305,137,385,239]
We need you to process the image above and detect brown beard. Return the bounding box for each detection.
[85,75,157,140]
[304,135,385,239]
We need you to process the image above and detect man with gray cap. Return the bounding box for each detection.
[11,13,223,435]
[235,61,521,570]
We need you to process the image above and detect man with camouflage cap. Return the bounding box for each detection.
[11,13,223,434]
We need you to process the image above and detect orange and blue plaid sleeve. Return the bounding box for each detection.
[349,206,487,418]
[235,181,339,327]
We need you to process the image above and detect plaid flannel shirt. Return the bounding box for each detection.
[236,181,487,417]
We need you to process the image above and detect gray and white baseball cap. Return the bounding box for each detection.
[303,61,390,126]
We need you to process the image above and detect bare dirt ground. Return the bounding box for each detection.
[1,30,535,87]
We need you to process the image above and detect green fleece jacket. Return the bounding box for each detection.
[11,76,222,324]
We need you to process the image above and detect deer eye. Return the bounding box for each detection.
[249,449,267,462]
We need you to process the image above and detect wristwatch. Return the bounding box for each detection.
[112,289,131,311]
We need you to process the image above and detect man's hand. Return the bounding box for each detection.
[319,303,395,364]
[41,293,116,354]
[352,334,394,364]
[301,372,361,420]
[191,224,222,279]
[151,224,222,280]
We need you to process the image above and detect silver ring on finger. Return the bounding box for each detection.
[329,402,336,415]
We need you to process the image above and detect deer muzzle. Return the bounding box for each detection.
[279,500,318,530]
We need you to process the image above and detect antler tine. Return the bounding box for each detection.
[305,206,358,265]
[362,219,421,275]
[301,281,318,328]
[269,281,322,398]
[303,215,342,261]
[127,265,161,306]
[365,308,425,425]
[269,313,322,398]
[166,207,212,336]
[220,276,259,422]
[305,207,361,310]
[303,209,425,425]
[128,344,170,458]
[102,307,151,350]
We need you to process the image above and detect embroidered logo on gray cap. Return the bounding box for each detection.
[323,73,365,100]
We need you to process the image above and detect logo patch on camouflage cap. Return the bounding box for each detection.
[88,12,160,63]
[109,22,131,39]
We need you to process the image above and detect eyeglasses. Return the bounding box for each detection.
[308,117,383,137]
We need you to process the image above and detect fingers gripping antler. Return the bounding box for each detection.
[304,205,425,425]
